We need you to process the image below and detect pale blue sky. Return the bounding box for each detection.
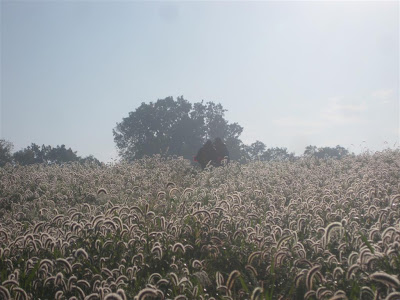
[1,1,399,162]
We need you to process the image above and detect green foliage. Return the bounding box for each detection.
[359,232,375,254]
[13,143,81,165]
[0,139,13,167]
[8,143,101,166]
[243,141,296,162]
[261,147,296,162]
[113,96,245,161]
[304,144,350,159]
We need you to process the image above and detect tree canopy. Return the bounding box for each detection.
[113,96,354,163]
[0,139,13,167]
[113,96,245,161]
[242,141,350,162]
[13,144,84,165]
[244,141,296,162]
[0,141,101,166]
[304,145,349,159]
[1,97,353,167]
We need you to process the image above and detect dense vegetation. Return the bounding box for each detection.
[0,150,399,299]
[113,97,245,161]
[0,137,349,168]
[0,141,100,167]
[113,97,350,163]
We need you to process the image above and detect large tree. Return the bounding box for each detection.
[113,96,245,161]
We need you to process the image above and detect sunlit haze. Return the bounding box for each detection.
[1,1,399,162]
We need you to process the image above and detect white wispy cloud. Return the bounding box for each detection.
[273,97,368,135]
[273,117,325,135]
[321,97,367,124]
[372,88,394,103]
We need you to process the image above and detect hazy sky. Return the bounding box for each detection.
[1,1,399,162]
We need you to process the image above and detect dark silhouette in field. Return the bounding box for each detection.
[194,140,217,169]
[194,138,229,169]
[214,137,230,166]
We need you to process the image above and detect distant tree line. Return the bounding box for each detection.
[243,142,349,162]
[0,140,100,167]
[1,96,351,167]
[114,96,351,163]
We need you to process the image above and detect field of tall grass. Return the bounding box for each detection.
[0,150,399,300]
